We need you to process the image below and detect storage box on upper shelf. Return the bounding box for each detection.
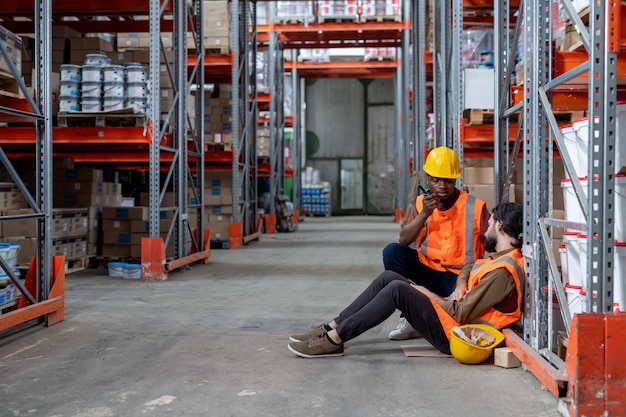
[0,24,23,76]
[463,68,494,110]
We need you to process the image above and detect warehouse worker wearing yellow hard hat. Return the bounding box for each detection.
[288,202,524,359]
[384,146,490,341]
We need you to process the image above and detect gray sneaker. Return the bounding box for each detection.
[388,317,421,340]
[289,323,327,343]
[288,332,344,358]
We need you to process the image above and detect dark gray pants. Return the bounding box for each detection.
[334,270,451,354]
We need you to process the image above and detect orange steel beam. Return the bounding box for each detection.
[1,20,174,34]
[503,329,568,398]
[0,0,173,16]
[0,127,153,145]
[242,230,262,245]
[165,250,210,271]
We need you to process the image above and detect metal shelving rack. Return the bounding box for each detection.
[495,1,623,413]
[267,2,285,221]
[419,0,624,412]
[0,1,209,288]
[0,0,59,330]
[230,0,260,245]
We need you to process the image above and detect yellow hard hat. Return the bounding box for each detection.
[449,324,505,365]
[423,146,462,179]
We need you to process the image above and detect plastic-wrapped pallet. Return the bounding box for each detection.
[276,1,316,23]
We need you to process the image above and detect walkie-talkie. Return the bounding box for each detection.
[418,185,431,195]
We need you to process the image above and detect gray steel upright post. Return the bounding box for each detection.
[35,0,52,301]
[149,0,161,238]
[587,0,616,313]
[413,0,427,185]
[523,0,551,350]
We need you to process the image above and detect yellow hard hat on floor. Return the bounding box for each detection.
[423,146,462,179]
[449,324,505,365]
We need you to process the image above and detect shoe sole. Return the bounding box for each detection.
[289,336,303,343]
[287,343,344,358]
[388,333,422,341]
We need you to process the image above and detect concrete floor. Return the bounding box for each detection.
[0,216,560,417]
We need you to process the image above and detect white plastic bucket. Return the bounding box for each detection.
[561,123,579,178]
[614,242,626,312]
[4,241,20,271]
[126,82,147,98]
[81,65,103,82]
[103,96,125,111]
[565,283,583,317]
[122,264,141,279]
[615,174,626,242]
[572,117,589,178]
[103,65,125,83]
[81,97,101,112]
[0,245,10,279]
[125,65,148,83]
[559,244,568,285]
[60,64,81,82]
[563,232,581,287]
[60,80,80,97]
[125,96,148,112]
[561,177,588,230]
[102,81,125,99]
[59,96,80,112]
[81,81,102,99]
[107,261,127,277]
[577,234,588,293]
[84,53,110,66]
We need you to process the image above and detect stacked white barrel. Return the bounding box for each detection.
[559,103,626,314]
[59,64,81,112]
[81,54,110,112]
[102,65,126,111]
[124,64,149,113]
[60,55,149,113]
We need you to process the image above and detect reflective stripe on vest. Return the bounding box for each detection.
[415,191,485,274]
[429,249,525,341]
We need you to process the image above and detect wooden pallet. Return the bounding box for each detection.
[277,18,316,25]
[65,256,90,274]
[0,70,23,98]
[317,16,360,24]
[359,15,402,23]
[57,109,147,128]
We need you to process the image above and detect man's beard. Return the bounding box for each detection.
[485,234,498,253]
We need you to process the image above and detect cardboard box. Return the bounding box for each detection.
[464,68,495,110]
[464,167,494,184]
[102,206,149,221]
[70,36,113,52]
[102,244,131,258]
[130,219,173,234]
[102,219,131,233]
[207,221,230,241]
[102,231,132,245]
[55,168,103,182]
[60,181,105,194]
[54,193,102,208]
[206,204,233,215]
[466,184,515,211]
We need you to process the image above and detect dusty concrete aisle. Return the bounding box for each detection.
[0,216,559,417]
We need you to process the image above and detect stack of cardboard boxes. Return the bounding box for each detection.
[189,171,233,242]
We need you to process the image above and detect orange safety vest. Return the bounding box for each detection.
[415,191,486,274]
[429,249,525,341]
